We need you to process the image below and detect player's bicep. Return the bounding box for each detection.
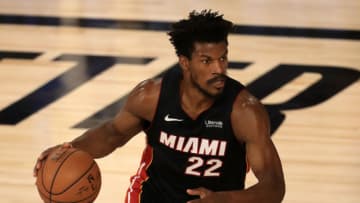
[245,132,282,181]
[232,92,283,181]
[109,79,160,147]
[110,107,144,146]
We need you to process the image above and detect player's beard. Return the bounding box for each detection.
[190,73,226,99]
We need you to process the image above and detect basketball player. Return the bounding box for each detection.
[34,10,285,203]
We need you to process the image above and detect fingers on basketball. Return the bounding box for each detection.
[34,143,73,177]
[36,147,101,203]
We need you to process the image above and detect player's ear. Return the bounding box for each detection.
[179,55,190,72]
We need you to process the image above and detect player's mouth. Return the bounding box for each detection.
[213,79,225,89]
[208,75,226,89]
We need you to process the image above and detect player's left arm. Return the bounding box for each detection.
[229,89,285,202]
[187,89,285,203]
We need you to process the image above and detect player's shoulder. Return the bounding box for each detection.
[231,89,271,141]
[234,89,262,109]
[131,78,162,97]
[232,88,269,124]
[124,78,162,119]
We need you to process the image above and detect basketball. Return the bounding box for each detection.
[36,147,101,203]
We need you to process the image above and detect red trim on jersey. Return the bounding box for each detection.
[125,145,153,203]
[246,156,250,173]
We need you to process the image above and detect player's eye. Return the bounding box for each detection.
[201,59,210,64]
[220,56,227,62]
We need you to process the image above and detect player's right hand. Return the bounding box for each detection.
[33,142,72,177]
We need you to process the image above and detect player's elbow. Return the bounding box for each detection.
[261,173,285,203]
[272,175,286,203]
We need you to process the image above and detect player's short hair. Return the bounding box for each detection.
[168,10,233,59]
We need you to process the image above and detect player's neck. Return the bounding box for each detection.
[179,80,215,120]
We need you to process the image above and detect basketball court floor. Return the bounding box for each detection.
[0,0,359,202]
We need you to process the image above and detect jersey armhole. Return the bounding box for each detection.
[143,79,163,133]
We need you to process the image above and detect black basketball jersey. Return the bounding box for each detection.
[126,67,247,203]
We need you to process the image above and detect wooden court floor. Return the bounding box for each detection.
[0,0,359,202]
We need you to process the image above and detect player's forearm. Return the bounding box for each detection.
[219,176,285,203]
[71,121,125,159]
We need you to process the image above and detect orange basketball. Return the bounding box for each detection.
[36,147,101,203]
